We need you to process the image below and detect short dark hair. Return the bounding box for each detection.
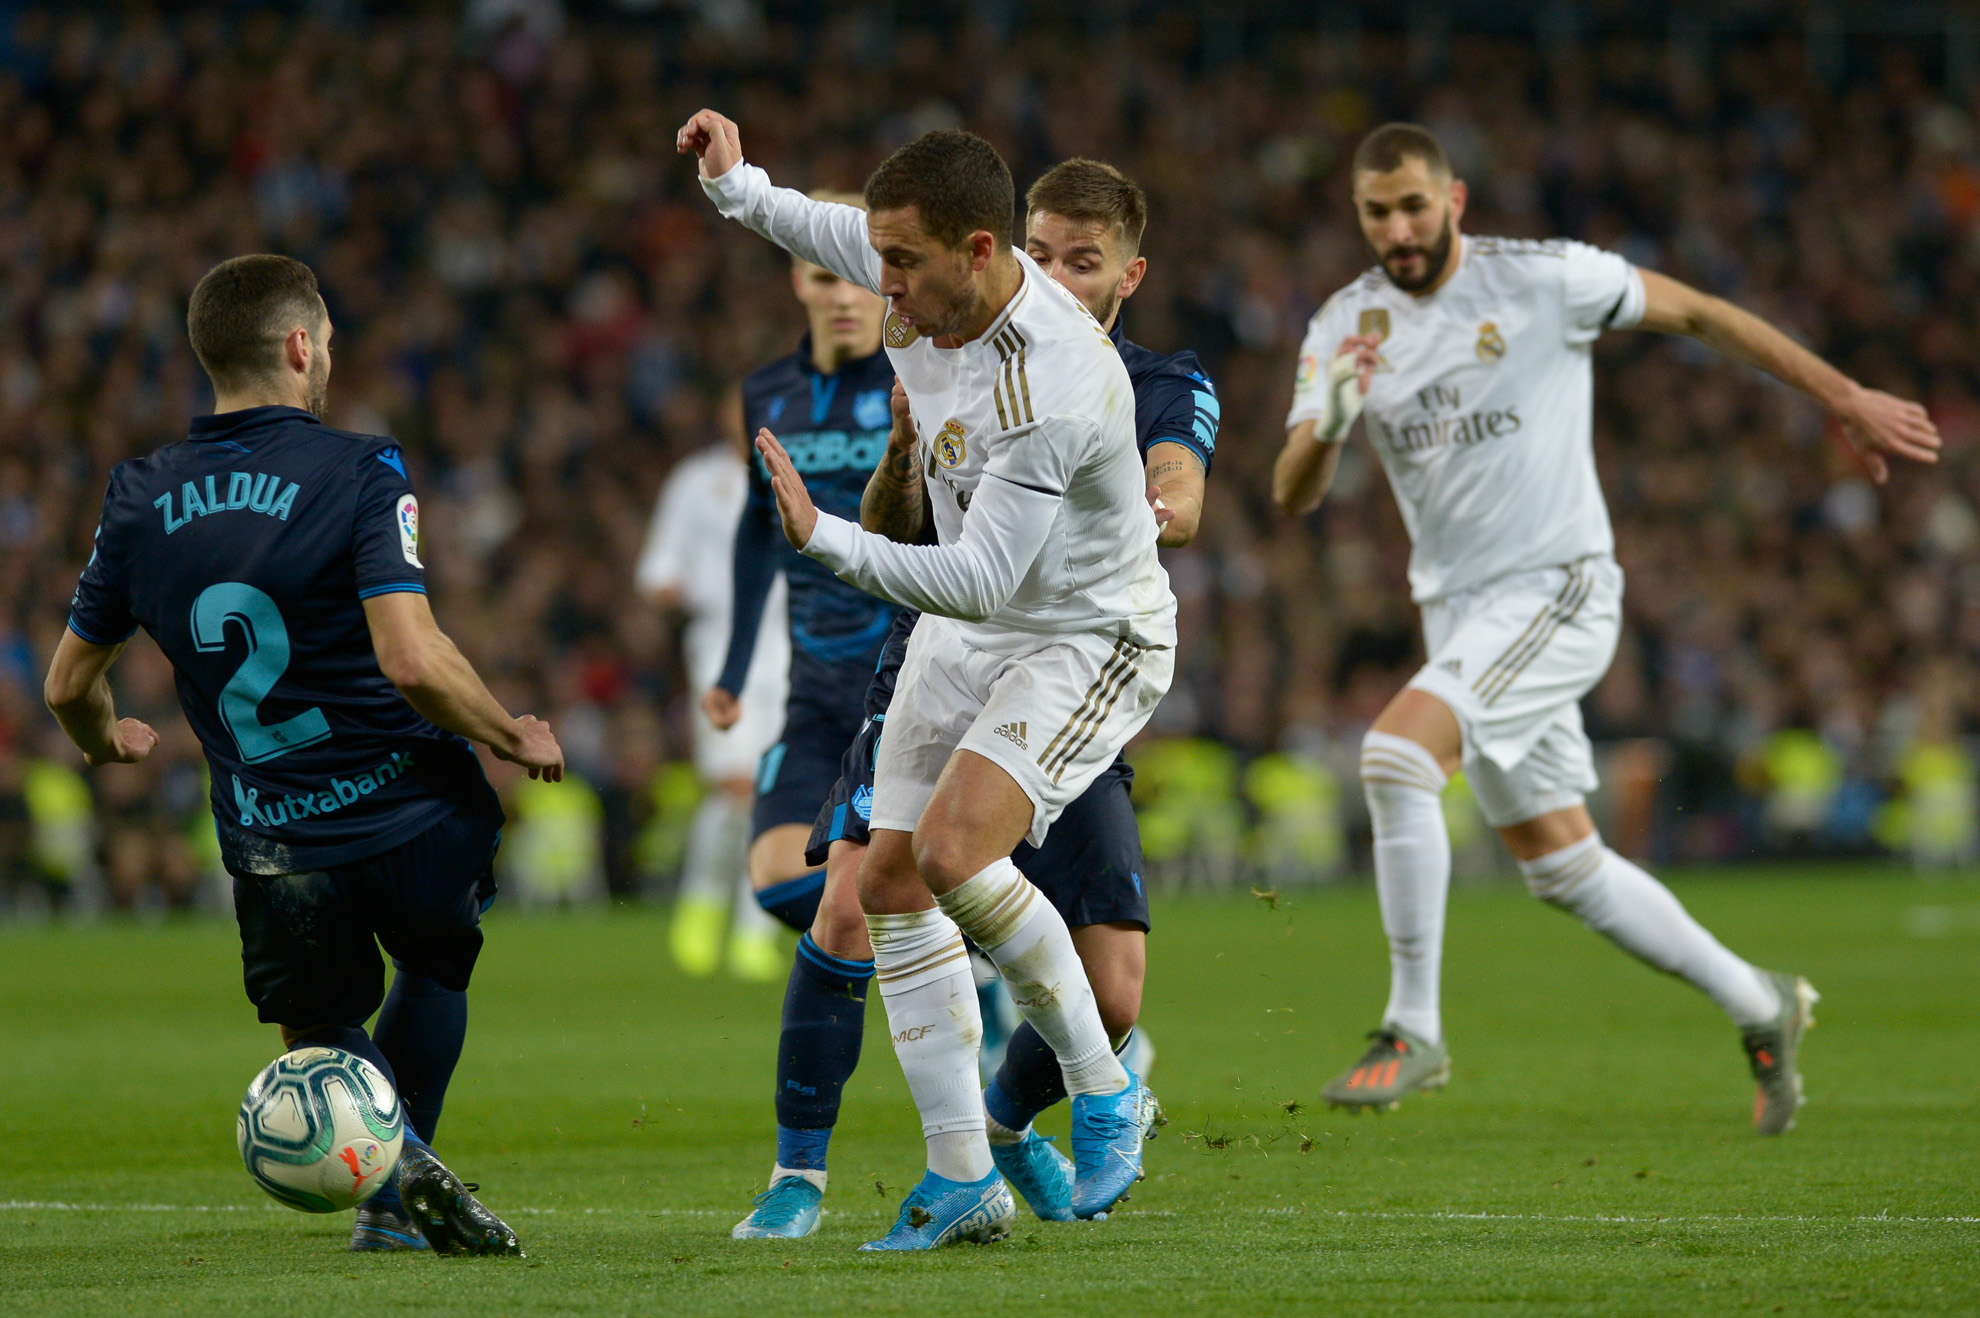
[1025,159,1148,257]
[1352,123,1452,180]
[186,254,325,389]
[864,130,1014,250]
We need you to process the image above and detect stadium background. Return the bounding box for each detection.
[1,0,1977,917]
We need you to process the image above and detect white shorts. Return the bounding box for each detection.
[1406,555,1622,829]
[692,667,788,784]
[870,615,1175,848]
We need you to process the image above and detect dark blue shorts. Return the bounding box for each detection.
[806,716,1149,932]
[230,805,503,1029]
[752,653,870,842]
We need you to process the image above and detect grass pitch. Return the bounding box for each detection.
[2,866,1975,1316]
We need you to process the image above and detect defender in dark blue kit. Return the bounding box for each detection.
[46,255,562,1257]
[700,219,898,944]
[732,161,1219,1239]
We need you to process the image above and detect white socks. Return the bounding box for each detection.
[1518,834,1781,1027]
[866,907,992,1182]
[938,857,1128,1097]
[1360,732,1452,1046]
[679,792,749,904]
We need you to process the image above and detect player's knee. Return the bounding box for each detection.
[1360,729,1448,809]
[909,828,978,894]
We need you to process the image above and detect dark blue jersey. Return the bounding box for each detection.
[718,340,900,695]
[1112,321,1218,473]
[866,324,1219,716]
[68,405,496,877]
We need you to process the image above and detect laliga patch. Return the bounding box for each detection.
[397,494,422,568]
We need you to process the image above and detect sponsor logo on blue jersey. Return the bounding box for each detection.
[852,389,891,431]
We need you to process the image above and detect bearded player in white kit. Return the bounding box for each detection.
[680,109,1171,1248]
[1275,124,1941,1133]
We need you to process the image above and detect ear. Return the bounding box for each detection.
[968,229,998,272]
[284,325,312,375]
[1117,254,1148,302]
[1447,178,1468,227]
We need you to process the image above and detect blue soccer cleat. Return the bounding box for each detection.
[989,1131,1075,1222]
[349,1201,428,1252]
[858,1169,1014,1251]
[731,1173,824,1240]
[1069,1069,1159,1220]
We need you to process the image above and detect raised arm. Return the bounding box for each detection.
[678,109,883,293]
[1273,333,1377,516]
[1634,269,1940,483]
[758,427,1060,622]
[862,378,932,543]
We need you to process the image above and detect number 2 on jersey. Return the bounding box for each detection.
[191,583,332,764]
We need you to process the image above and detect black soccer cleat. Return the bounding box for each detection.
[350,1201,429,1252]
[395,1145,524,1256]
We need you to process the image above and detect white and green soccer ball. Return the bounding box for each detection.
[237,1047,404,1213]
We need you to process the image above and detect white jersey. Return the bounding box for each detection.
[704,163,1175,651]
[1288,235,1646,603]
[635,445,789,693]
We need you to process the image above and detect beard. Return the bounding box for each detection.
[1381,213,1456,293]
[304,355,330,418]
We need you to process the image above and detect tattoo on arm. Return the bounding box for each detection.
[861,440,926,542]
[1148,459,1190,484]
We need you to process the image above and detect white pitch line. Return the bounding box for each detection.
[3,1201,1973,1225]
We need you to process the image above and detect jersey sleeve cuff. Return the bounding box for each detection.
[67,616,136,646]
[1604,267,1648,330]
[357,582,427,600]
[801,510,860,571]
[1145,436,1211,469]
[701,161,766,217]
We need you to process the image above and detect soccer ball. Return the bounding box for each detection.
[237,1047,405,1213]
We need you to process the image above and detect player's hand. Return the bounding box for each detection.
[1833,384,1942,484]
[1146,482,1176,532]
[676,109,743,180]
[1335,332,1381,394]
[888,378,914,445]
[755,428,820,549]
[701,686,742,731]
[86,717,158,766]
[496,715,564,782]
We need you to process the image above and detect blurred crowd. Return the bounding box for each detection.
[2,3,1978,915]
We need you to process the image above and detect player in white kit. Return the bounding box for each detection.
[1275,124,1941,1133]
[636,441,791,979]
[679,110,1172,1247]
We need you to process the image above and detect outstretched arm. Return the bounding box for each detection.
[364,592,564,780]
[1635,269,1940,483]
[757,428,1055,622]
[678,108,883,293]
[44,629,158,766]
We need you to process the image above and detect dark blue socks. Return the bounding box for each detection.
[756,870,827,933]
[773,933,873,1171]
[371,962,468,1146]
[288,1020,432,1214]
[986,1024,1139,1134]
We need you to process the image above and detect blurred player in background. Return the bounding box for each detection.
[730,159,1217,1241]
[1274,124,1941,1131]
[636,424,790,979]
[685,111,1173,1249]
[46,255,557,1253]
[702,192,899,951]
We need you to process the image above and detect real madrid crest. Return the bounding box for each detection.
[884,311,918,350]
[934,419,968,469]
[1476,321,1506,362]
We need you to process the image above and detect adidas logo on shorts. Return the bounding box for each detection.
[993,721,1028,750]
[1440,659,1462,677]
